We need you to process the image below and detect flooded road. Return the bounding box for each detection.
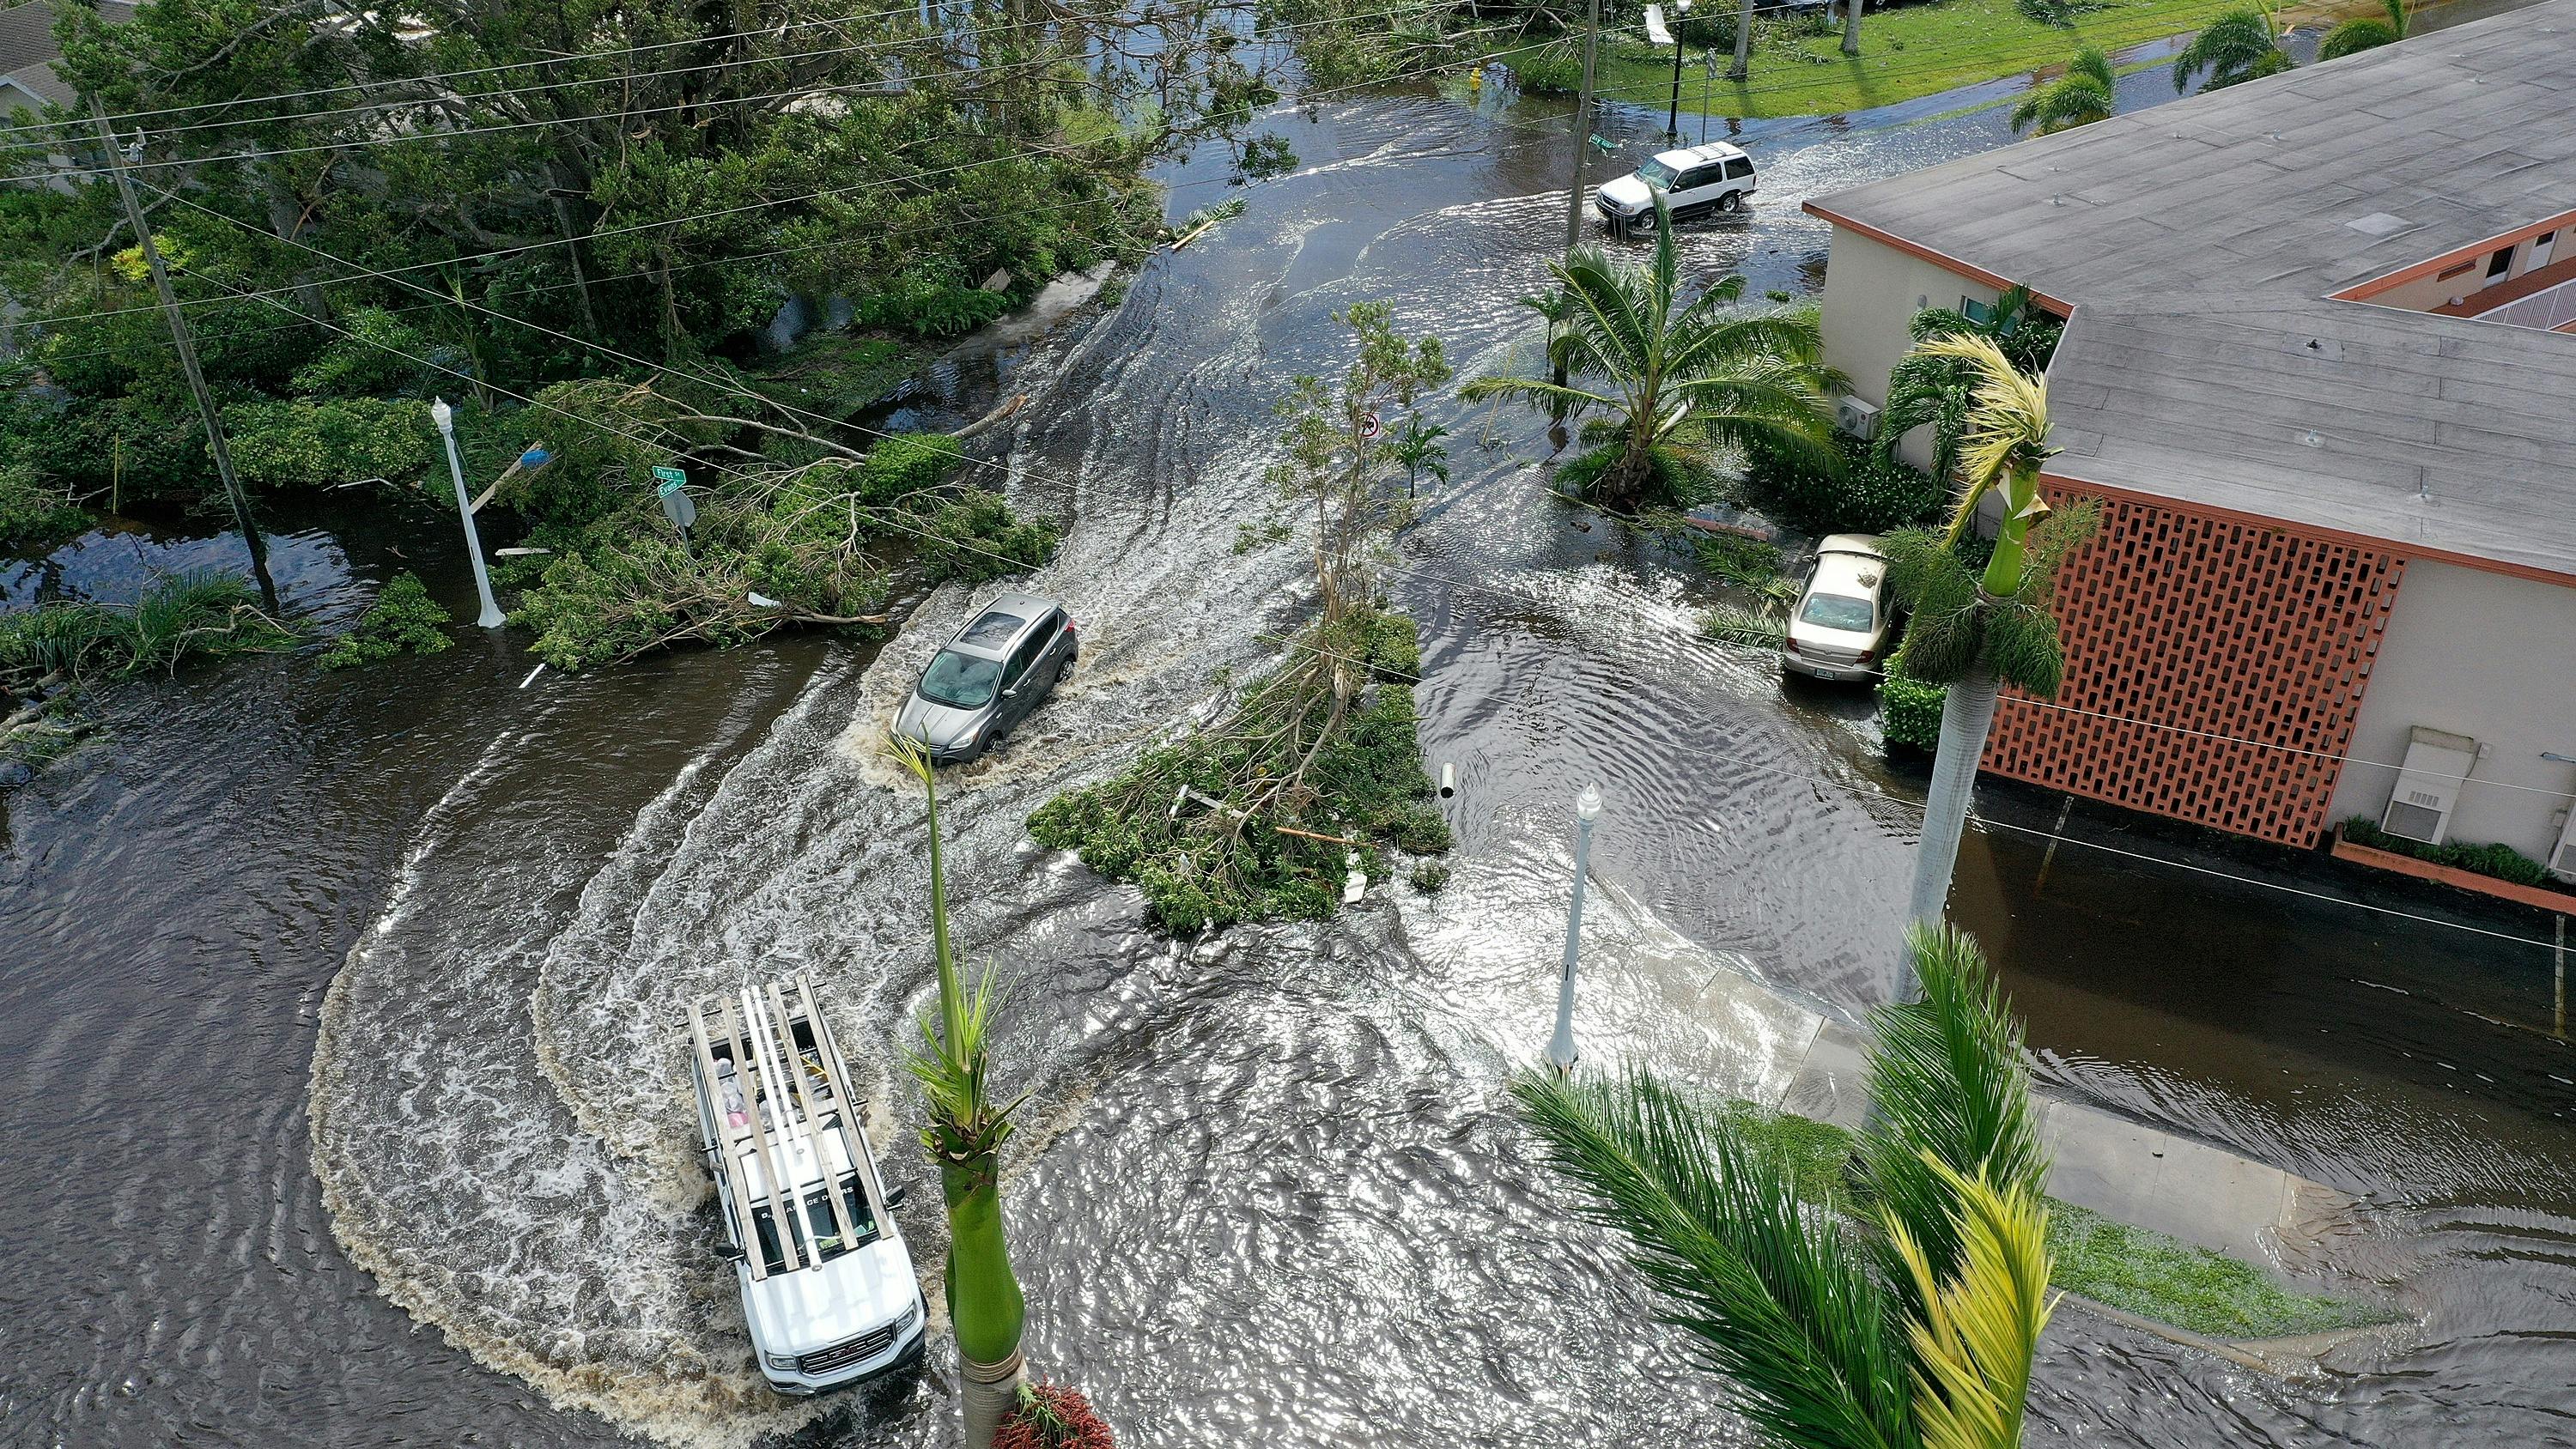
[7,60,2574,1449]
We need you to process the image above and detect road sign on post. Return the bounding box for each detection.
[652,465,696,535]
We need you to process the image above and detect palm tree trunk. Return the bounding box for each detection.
[1901,664,1999,997]
[945,1155,1027,1446]
[1728,0,1754,81]
[1840,0,1862,56]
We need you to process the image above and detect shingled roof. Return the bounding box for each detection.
[1807,1,2576,582]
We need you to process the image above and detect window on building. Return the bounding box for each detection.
[2532,230,2558,267]
[1959,295,1996,324]
[2485,246,2515,283]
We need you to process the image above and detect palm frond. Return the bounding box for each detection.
[1861,925,2049,1313]
[1909,334,2050,540]
[1512,1069,1918,1449]
[1885,1156,2057,1449]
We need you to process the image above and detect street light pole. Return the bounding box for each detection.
[1546,783,1606,1076]
[431,398,507,627]
[1665,0,1696,142]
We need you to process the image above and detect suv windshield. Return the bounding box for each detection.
[750,1173,880,1275]
[919,648,1002,708]
[1636,159,1678,188]
[1800,592,1875,633]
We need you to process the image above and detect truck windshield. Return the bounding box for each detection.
[750,1173,879,1274]
[1799,592,1875,633]
[918,648,1002,708]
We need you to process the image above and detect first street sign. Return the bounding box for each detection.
[652,464,687,497]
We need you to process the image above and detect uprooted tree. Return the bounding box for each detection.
[1028,303,1453,931]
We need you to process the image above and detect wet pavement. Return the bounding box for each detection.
[6,53,2575,1449]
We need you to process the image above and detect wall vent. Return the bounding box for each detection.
[2379,726,2479,846]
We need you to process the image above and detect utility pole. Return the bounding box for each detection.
[90,100,278,614]
[1553,0,1604,391]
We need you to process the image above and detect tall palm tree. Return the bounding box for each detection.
[2009,46,2116,136]
[1878,288,2060,485]
[1880,338,2094,990]
[1840,0,1864,58]
[1461,201,1843,514]
[2319,0,2409,59]
[890,733,1030,1447]
[1513,925,2056,1449]
[2172,3,2293,92]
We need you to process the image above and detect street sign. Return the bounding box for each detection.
[652,464,686,497]
[1359,411,1382,440]
[661,486,697,533]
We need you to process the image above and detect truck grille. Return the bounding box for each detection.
[798,1321,901,1375]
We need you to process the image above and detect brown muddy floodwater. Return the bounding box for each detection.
[6,68,2573,1449]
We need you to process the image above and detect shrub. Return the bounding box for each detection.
[2341,816,2555,888]
[224,399,437,490]
[1878,664,1946,750]
[0,571,292,682]
[288,308,444,397]
[0,463,87,554]
[319,572,454,670]
[1408,860,1451,893]
[995,1382,1114,1449]
[1504,45,1583,94]
[1556,440,1717,510]
[1685,529,1783,590]
[855,433,964,506]
[1735,433,1942,537]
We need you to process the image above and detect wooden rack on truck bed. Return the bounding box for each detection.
[685,972,869,1282]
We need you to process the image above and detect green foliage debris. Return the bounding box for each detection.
[319,573,454,670]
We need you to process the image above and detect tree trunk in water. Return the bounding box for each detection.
[1899,664,1999,999]
[943,1156,1026,1447]
[1841,0,1862,55]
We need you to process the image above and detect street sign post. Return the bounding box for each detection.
[653,465,696,536]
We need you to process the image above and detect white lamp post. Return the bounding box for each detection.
[1546,783,1606,1076]
[431,397,506,628]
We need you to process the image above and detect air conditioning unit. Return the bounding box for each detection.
[1835,394,1882,441]
[2549,809,2576,884]
[2378,726,2480,846]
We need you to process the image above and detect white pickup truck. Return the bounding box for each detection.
[687,973,926,1395]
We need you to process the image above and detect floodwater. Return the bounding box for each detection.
[8,55,2575,1449]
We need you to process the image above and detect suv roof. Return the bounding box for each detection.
[688,975,877,1282]
[1651,142,1749,169]
[946,593,1059,659]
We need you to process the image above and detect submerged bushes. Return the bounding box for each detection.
[1735,433,1943,537]
[319,573,454,670]
[1028,610,1449,931]
[0,572,293,690]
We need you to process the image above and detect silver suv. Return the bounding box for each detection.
[1595,141,1759,232]
[687,974,926,1396]
[893,592,1078,763]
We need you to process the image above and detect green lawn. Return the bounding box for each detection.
[1506,0,2263,120]
[1717,1103,2394,1341]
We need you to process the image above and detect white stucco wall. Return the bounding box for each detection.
[2330,558,2576,864]
[1816,225,2002,470]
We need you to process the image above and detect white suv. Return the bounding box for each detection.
[1595,142,1759,232]
[687,974,927,1395]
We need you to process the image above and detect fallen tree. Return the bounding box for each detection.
[1027,303,1452,931]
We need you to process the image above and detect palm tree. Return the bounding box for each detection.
[1878,287,2061,486]
[2320,0,2409,59]
[2172,3,2293,92]
[1840,0,1864,58]
[1461,201,1843,514]
[1880,337,2095,987]
[1385,413,1451,499]
[2010,46,2116,136]
[1513,925,2056,1449]
[890,733,1030,1447]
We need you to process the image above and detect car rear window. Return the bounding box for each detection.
[957,610,1024,648]
[1800,592,1875,633]
[919,649,1002,708]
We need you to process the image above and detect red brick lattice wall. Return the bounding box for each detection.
[1982,486,2408,847]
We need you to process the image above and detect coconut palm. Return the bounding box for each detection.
[890,733,1030,1446]
[2319,0,2409,59]
[1878,287,2061,485]
[1880,338,2095,989]
[1461,199,1844,514]
[1512,925,2055,1449]
[2010,46,2117,136]
[2172,3,2293,92]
